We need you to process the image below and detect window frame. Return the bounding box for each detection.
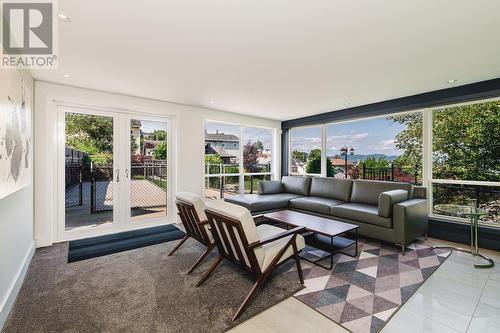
[427,97,500,225]
[286,98,500,227]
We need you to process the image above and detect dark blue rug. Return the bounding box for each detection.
[68,224,185,262]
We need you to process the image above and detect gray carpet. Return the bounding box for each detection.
[2,239,304,333]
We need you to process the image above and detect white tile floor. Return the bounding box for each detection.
[230,243,500,333]
[383,250,500,333]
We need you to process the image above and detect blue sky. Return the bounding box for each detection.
[205,122,273,150]
[291,117,407,156]
[139,120,167,134]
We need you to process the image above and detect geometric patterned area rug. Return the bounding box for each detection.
[286,239,451,333]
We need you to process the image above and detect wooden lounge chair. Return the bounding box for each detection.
[169,192,215,274]
[198,200,306,321]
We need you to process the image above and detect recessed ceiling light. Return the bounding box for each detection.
[63,74,70,78]
[209,101,215,105]
[56,12,71,22]
[446,79,458,84]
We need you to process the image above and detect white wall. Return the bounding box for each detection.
[0,70,35,329]
[34,81,281,247]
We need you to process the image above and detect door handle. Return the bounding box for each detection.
[116,169,120,182]
[125,169,129,179]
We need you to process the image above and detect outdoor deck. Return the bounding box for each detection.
[65,180,167,230]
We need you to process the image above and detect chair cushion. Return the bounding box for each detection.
[205,200,260,245]
[224,193,302,213]
[289,196,345,215]
[281,176,312,195]
[331,203,392,228]
[255,224,305,271]
[351,180,413,206]
[258,180,283,195]
[309,177,353,202]
[175,192,207,220]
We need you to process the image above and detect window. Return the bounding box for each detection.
[289,126,322,175]
[204,121,274,199]
[326,113,422,182]
[288,112,422,183]
[431,100,500,226]
[286,100,500,227]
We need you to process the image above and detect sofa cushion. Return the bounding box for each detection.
[331,203,392,228]
[224,193,302,213]
[281,176,312,195]
[309,177,353,202]
[290,196,345,215]
[378,189,409,217]
[351,180,413,206]
[258,180,283,195]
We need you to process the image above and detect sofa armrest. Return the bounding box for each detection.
[412,186,427,199]
[378,190,409,217]
[393,199,428,245]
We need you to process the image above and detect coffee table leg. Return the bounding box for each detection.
[299,235,335,270]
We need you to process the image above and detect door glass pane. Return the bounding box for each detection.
[130,119,168,222]
[65,112,114,230]
[290,127,321,175]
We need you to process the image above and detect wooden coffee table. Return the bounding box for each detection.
[262,210,359,270]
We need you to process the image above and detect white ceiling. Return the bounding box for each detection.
[32,0,500,121]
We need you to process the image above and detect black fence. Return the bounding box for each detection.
[361,163,420,184]
[65,160,167,213]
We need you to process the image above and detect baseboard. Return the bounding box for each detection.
[35,237,53,248]
[0,241,35,330]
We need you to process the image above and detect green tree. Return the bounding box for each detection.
[388,102,500,181]
[153,142,167,160]
[65,113,113,165]
[205,153,223,175]
[386,113,422,168]
[305,149,335,176]
[151,130,166,141]
[291,150,307,163]
[364,156,390,169]
[254,140,264,152]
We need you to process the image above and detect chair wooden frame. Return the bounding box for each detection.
[198,209,306,321]
[168,198,215,274]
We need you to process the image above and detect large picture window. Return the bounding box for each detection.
[431,100,500,226]
[204,121,274,199]
[289,112,422,183]
[286,99,500,228]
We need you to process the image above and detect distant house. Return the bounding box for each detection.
[205,130,240,164]
[205,130,240,150]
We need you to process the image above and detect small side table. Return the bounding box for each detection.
[432,203,494,269]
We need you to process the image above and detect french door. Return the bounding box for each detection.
[58,105,172,241]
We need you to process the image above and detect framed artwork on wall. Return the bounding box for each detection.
[0,70,32,199]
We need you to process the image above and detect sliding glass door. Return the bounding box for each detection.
[60,106,171,239]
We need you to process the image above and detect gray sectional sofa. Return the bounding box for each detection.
[224,176,428,253]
